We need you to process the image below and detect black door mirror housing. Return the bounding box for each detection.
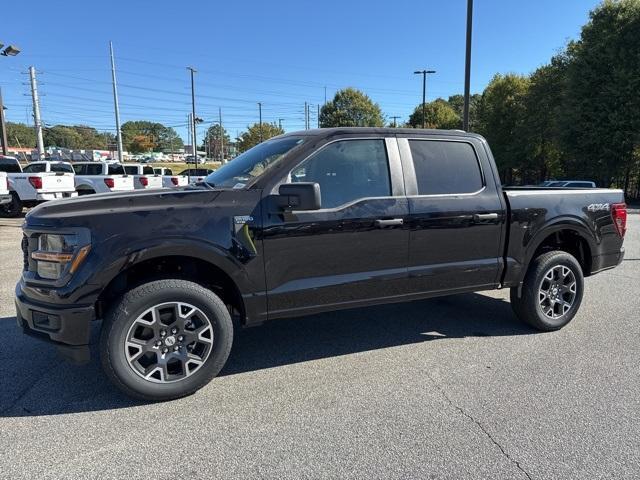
[277,182,321,211]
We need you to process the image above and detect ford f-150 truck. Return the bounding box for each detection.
[15,128,627,401]
[122,164,163,190]
[73,161,135,194]
[0,157,77,217]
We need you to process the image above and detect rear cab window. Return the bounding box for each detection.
[143,166,155,175]
[0,158,22,173]
[108,164,125,175]
[408,140,483,195]
[50,163,74,173]
[23,164,46,173]
[124,166,138,175]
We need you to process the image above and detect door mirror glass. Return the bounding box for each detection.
[277,182,321,211]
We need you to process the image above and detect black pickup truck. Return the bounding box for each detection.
[16,128,627,401]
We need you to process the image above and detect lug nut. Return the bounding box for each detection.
[162,347,168,354]
[155,340,162,347]
[171,327,178,334]
[160,330,166,337]
[174,345,180,351]
[177,335,184,342]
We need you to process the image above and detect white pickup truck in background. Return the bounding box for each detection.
[0,172,10,206]
[122,164,163,189]
[178,168,215,185]
[0,157,77,217]
[73,162,134,195]
[153,167,188,188]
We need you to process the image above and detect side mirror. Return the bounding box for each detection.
[276,182,321,211]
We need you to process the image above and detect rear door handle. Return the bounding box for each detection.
[375,218,404,227]
[473,213,499,222]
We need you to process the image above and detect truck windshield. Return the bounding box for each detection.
[205,136,304,188]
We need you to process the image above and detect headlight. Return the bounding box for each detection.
[32,233,91,280]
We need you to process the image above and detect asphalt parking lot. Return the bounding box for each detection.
[1,214,638,479]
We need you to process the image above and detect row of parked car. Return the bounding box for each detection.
[0,156,214,217]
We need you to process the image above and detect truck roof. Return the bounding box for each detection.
[282,127,483,140]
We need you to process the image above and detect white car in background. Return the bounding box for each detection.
[0,172,10,206]
[178,168,215,185]
[73,162,134,195]
[122,164,163,189]
[153,167,188,188]
[0,157,77,217]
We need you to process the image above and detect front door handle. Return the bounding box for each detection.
[473,213,499,222]
[375,218,404,227]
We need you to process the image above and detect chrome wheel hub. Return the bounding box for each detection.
[538,265,577,319]
[124,302,214,383]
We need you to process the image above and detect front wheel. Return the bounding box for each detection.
[510,251,584,331]
[100,279,233,401]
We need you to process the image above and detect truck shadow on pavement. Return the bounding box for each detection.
[0,292,536,417]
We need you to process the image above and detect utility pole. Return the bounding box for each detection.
[28,66,45,159]
[390,116,400,128]
[317,104,320,128]
[463,0,474,131]
[324,86,327,104]
[0,88,8,156]
[109,42,124,161]
[304,102,308,129]
[219,107,224,163]
[187,67,197,158]
[413,69,436,129]
[278,118,284,130]
[258,102,263,142]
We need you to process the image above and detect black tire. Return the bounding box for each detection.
[510,251,584,331]
[0,193,23,218]
[77,189,95,196]
[100,279,233,401]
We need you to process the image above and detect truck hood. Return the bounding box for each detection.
[26,187,222,227]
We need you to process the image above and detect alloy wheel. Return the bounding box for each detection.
[538,265,577,319]
[124,302,214,383]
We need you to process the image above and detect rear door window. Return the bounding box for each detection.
[409,140,483,195]
[124,166,138,175]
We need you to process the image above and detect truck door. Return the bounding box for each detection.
[261,137,409,318]
[398,136,504,294]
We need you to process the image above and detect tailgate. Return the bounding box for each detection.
[112,175,134,191]
[39,173,76,193]
[146,175,163,189]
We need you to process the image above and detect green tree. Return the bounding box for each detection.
[43,125,84,149]
[319,88,384,127]
[408,98,461,130]
[236,123,284,153]
[559,0,640,189]
[476,73,531,183]
[5,122,36,148]
[520,59,568,182]
[446,94,482,130]
[121,121,183,153]
[203,124,231,159]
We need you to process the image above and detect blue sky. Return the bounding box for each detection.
[1,0,600,142]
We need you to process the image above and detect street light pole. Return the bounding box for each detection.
[414,69,436,129]
[187,66,197,158]
[109,41,124,161]
[0,44,21,156]
[258,102,263,142]
[463,0,474,131]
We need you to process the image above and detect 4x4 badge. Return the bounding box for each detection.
[234,215,254,224]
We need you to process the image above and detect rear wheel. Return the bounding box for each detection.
[510,251,584,331]
[77,189,95,196]
[0,193,23,218]
[100,279,233,401]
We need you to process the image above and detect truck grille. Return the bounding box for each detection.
[22,234,29,271]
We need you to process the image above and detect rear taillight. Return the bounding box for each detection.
[611,203,627,238]
[104,178,115,189]
[140,176,149,187]
[28,176,43,189]
[170,177,179,186]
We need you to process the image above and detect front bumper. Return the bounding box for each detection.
[15,282,95,346]
[36,191,78,201]
[0,194,11,205]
